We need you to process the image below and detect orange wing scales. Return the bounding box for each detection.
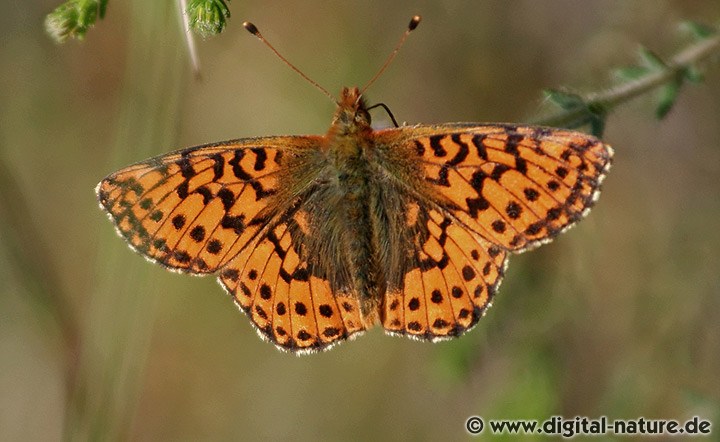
[382,204,507,340]
[97,145,285,273]
[218,217,365,353]
[406,125,612,252]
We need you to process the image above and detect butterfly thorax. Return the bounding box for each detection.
[326,87,375,183]
[318,87,385,322]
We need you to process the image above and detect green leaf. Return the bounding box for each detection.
[588,114,606,137]
[680,21,717,40]
[587,103,607,137]
[683,65,704,84]
[656,77,682,119]
[99,0,108,18]
[544,89,585,111]
[542,89,607,134]
[638,47,668,71]
[187,0,231,38]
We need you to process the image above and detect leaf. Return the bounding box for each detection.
[638,47,668,71]
[99,0,108,18]
[543,89,607,134]
[683,65,705,84]
[680,21,717,40]
[544,89,585,110]
[656,77,682,119]
[584,103,606,137]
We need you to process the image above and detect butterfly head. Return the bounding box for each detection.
[331,87,371,136]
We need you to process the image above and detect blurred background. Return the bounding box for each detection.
[2,0,719,440]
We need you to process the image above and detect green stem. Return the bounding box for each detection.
[536,32,720,128]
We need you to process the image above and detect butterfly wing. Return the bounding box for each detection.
[97,135,367,352]
[376,124,613,252]
[374,124,612,339]
[96,136,321,273]
[98,123,613,348]
[218,208,367,353]
[382,200,507,340]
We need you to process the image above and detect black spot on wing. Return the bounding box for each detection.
[177,154,196,179]
[429,135,447,157]
[251,148,267,171]
[447,134,469,165]
[229,150,252,180]
[211,153,225,181]
[472,134,488,160]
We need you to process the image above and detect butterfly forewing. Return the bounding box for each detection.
[96,136,320,273]
[376,124,613,252]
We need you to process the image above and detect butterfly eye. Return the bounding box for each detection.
[355,109,371,125]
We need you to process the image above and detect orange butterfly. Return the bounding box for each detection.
[97,16,612,353]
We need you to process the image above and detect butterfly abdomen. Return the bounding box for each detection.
[325,134,385,323]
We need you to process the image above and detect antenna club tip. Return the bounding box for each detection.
[243,21,261,37]
[409,15,422,31]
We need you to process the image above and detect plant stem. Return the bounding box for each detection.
[178,0,202,78]
[63,1,186,439]
[536,32,720,128]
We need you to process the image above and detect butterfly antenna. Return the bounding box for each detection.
[359,15,421,98]
[243,21,335,103]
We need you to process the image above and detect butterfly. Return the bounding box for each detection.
[96,16,613,354]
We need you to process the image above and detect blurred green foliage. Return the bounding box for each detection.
[3,1,720,440]
[44,0,108,43]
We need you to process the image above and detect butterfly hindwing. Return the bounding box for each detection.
[382,200,507,340]
[218,209,366,353]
